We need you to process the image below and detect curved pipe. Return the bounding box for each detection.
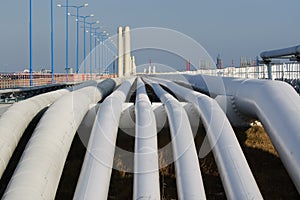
[3,79,116,200]
[133,78,160,199]
[234,79,300,193]
[144,78,206,200]
[0,88,69,179]
[170,74,300,193]
[73,78,135,200]
[261,45,300,59]
[148,77,263,200]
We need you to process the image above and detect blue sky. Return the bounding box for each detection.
[0,0,299,72]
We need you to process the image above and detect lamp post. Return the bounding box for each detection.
[100,31,111,74]
[85,21,100,77]
[50,0,54,84]
[77,14,94,74]
[94,32,102,75]
[29,0,33,86]
[61,3,88,74]
[57,0,70,81]
[91,27,100,75]
[99,32,107,73]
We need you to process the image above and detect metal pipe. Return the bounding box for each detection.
[261,45,300,59]
[3,79,116,200]
[149,77,263,200]
[144,78,206,200]
[161,73,300,193]
[133,78,160,199]
[0,88,69,179]
[74,78,135,200]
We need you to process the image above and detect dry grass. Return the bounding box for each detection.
[200,155,219,177]
[245,123,279,157]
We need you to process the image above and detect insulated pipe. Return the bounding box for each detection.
[159,73,300,192]
[3,79,116,200]
[124,26,131,76]
[74,78,135,200]
[117,26,123,77]
[144,78,206,200]
[0,88,69,179]
[133,78,160,200]
[148,77,263,200]
[260,45,300,59]
[234,79,300,193]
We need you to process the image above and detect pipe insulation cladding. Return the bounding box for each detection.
[148,77,263,200]
[153,73,300,193]
[144,78,206,200]
[260,45,300,59]
[3,79,117,200]
[74,78,135,200]
[133,78,160,200]
[0,88,69,179]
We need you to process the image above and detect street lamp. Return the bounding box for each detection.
[29,0,33,86]
[77,14,94,74]
[61,3,88,74]
[85,21,100,77]
[57,0,70,81]
[91,27,100,75]
[100,32,118,75]
[94,32,102,75]
[50,0,54,84]
[99,31,110,74]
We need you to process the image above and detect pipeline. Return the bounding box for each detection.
[144,78,206,200]
[3,79,116,200]
[261,45,300,59]
[149,77,263,199]
[0,79,106,180]
[133,77,160,199]
[0,88,69,179]
[154,73,300,193]
[73,78,135,200]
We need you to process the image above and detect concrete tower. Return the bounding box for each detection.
[131,56,136,75]
[117,26,124,77]
[124,26,131,76]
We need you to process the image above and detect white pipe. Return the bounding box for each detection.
[3,79,116,200]
[260,45,300,59]
[157,73,300,193]
[234,79,300,193]
[133,78,160,199]
[73,78,135,200]
[144,78,206,200]
[0,88,69,179]
[149,77,263,200]
[77,104,99,147]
